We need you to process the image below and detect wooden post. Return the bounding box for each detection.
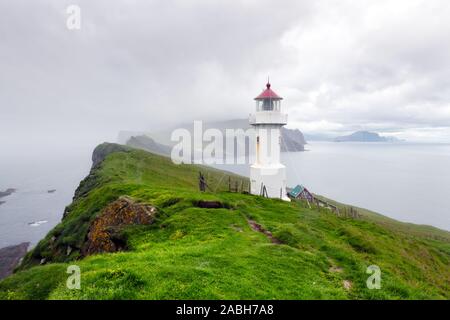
[228,176,231,192]
[262,185,268,198]
[199,172,206,192]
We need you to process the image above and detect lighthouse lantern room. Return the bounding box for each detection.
[249,82,290,201]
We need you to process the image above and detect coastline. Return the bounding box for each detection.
[0,243,29,280]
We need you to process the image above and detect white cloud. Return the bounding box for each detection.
[1,0,449,152]
[278,0,450,141]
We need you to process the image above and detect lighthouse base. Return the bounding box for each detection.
[250,164,290,201]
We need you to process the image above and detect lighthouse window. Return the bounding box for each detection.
[262,99,274,111]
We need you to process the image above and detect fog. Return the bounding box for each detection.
[1,0,450,160]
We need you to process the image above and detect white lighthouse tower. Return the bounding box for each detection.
[249,81,290,201]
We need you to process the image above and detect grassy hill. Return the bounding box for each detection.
[0,143,449,300]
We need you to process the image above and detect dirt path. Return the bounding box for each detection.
[247,219,281,244]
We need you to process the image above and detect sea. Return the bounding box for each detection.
[0,146,92,248]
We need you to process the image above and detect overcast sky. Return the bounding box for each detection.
[1,0,450,155]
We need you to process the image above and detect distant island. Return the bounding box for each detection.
[0,189,16,205]
[334,131,401,142]
[121,118,307,155]
[0,188,16,199]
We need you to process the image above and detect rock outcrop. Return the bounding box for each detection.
[280,127,306,152]
[83,197,157,256]
[0,243,29,280]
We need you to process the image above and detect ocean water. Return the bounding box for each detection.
[214,142,450,231]
[0,148,92,248]
[0,141,449,250]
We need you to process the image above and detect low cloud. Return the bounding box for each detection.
[1,0,449,154]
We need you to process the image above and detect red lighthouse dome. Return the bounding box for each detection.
[254,82,283,101]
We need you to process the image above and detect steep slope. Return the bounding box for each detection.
[0,143,448,300]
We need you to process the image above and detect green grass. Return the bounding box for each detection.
[315,195,450,242]
[1,143,449,300]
